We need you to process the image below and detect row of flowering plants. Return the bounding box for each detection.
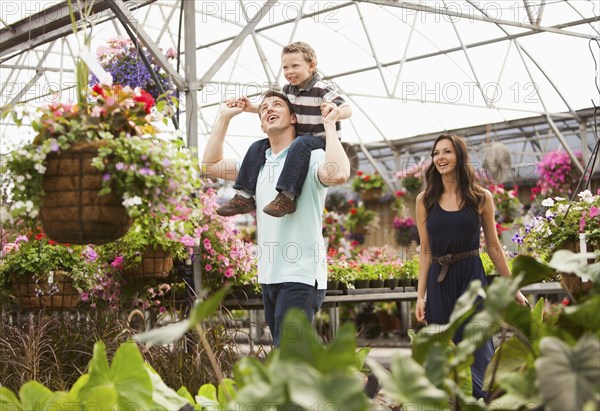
[0,187,258,313]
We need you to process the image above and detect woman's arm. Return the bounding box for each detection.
[480,189,528,305]
[415,192,432,322]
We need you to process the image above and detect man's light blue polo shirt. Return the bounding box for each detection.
[255,147,328,289]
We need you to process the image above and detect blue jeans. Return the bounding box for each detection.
[261,282,326,347]
[233,135,326,198]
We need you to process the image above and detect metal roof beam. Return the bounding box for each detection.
[0,0,157,61]
[356,0,599,40]
[197,0,277,88]
[324,16,599,81]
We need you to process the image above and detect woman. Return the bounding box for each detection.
[414,133,528,399]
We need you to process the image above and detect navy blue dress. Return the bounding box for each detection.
[425,202,494,400]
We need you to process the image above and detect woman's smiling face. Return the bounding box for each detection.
[432,137,457,176]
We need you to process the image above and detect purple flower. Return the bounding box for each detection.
[103,173,111,182]
[139,167,155,176]
[50,140,60,152]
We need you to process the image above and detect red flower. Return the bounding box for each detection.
[350,208,357,215]
[395,190,406,198]
[48,240,57,245]
[364,175,371,181]
[496,223,509,234]
[92,83,105,97]
[134,90,155,114]
[561,297,570,306]
[356,170,363,176]
[35,233,44,241]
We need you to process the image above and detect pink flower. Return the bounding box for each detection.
[205,264,212,271]
[589,206,599,219]
[165,48,177,59]
[2,243,19,254]
[224,267,234,278]
[80,292,89,302]
[111,255,124,267]
[579,211,587,233]
[179,235,195,247]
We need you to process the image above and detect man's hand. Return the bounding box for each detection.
[320,102,337,118]
[221,99,245,119]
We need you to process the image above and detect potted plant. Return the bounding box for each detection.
[392,216,419,246]
[3,82,200,245]
[327,262,355,292]
[513,189,600,262]
[345,201,378,236]
[536,150,583,197]
[0,230,99,309]
[399,257,419,288]
[396,161,427,197]
[351,171,386,201]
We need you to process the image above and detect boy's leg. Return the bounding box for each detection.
[263,135,326,217]
[217,138,270,217]
[233,138,270,194]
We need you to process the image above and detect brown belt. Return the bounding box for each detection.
[432,250,479,282]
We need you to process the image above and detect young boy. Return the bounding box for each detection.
[216,41,352,218]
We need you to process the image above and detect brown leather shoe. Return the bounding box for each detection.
[216,194,256,217]
[263,192,296,217]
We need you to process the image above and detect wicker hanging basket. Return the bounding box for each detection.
[11,271,80,310]
[39,141,133,244]
[359,189,382,202]
[125,246,174,279]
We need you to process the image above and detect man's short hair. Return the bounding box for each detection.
[259,90,294,116]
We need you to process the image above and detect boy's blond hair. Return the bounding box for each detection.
[282,41,317,65]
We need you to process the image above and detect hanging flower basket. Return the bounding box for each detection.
[359,189,383,202]
[39,141,133,245]
[11,271,80,310]
[125,246,174,279]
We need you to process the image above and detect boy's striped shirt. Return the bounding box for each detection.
[282,73,347,139]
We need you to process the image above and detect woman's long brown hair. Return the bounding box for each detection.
[422,133,485,219]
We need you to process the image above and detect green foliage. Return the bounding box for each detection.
[231,309,370,410]
[0,341,189,411]
[535,335,600,411]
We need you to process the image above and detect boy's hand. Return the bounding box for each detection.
[320,102,337,117]
[238,96,259,113]
[323,106,340,125]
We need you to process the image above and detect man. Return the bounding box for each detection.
[202,91,350,346]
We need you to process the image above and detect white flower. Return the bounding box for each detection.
[554,196,566,202]
[14,175,25,183]
[122,196,143,207]
[541,198,554,207]
[556,203,569,215]
[577,190,597,204]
